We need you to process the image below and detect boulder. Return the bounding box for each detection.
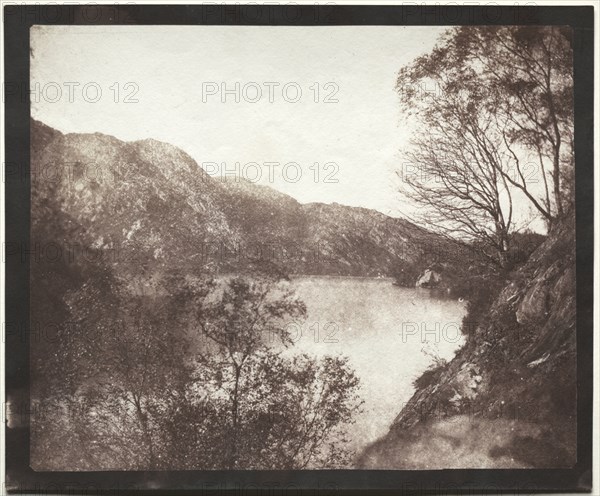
[416,269,442,288]
[516,280,548,324]
[514,264,561,325]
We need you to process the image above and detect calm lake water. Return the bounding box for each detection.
[286,276,467,453]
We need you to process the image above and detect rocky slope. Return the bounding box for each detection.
[31,119,457,280]
[357,218,577,468]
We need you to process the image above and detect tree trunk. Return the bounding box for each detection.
[229,364,241,469]
[553,148,563,219]
[134,395,155,469]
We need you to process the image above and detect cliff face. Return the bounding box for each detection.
[357,219,577,469]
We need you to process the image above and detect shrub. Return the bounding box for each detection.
[506,231,546,269]
[458,275,505,337]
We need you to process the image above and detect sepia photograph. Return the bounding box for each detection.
[2,2,596,493]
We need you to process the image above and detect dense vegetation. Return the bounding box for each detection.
[31,238,363,469]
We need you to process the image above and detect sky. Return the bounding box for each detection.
[30,25,545,232]
[30,25,449,219]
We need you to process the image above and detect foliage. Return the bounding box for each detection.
[179,351,362,469]
[505,230,546,269]
[32,270,363,470]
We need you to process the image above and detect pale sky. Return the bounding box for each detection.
[31,25,449,218]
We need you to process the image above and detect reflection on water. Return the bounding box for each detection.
[285,276,466,453]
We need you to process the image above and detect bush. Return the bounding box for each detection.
[458,275,505,337]
[506,231,546,269]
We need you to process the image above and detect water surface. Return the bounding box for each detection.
[286,276,466,452]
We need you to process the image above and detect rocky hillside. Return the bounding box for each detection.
[31,119,458,279]
[357,218,577,469]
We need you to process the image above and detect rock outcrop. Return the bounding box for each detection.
[415,269,442,288]
[357,218,577,469]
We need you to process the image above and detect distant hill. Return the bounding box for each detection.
[31,119,460,281]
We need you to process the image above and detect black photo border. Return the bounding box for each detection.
[3,3,595,494]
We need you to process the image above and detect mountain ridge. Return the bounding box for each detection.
[31,118,461,280]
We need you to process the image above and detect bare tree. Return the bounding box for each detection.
[401,26,573,231]
[476,26,574,220]
[398,67,514,268]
